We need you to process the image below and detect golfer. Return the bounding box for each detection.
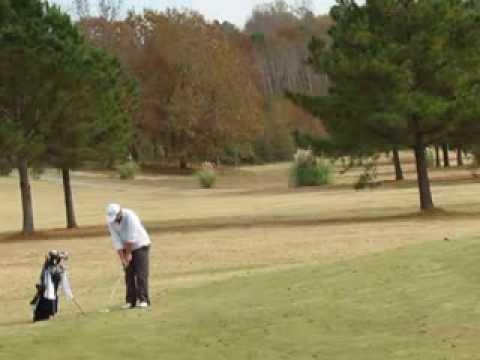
[106,203,151,309]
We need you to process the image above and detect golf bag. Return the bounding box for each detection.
[30,250,73,322]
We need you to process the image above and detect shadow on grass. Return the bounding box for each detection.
[222,174,480,197]
[1,207,479,244]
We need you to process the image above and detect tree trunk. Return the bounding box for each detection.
[62,167,78,229]
[129,144,139,162]
[414,134,434,211]
[435,145,441,167]
[442,144,450,167]
[153,139,159,159]
[392,147,404,181]
[179,158,187,169]
[18,162,34,234]
[234,149,239,167]
[457,148,464,167]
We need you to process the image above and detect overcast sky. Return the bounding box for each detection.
[53,0,338,28]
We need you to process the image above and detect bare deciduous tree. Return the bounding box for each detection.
[73,0,91,19]
[72,0,123,20]
[246,1,331,97]
[98,0,123,21]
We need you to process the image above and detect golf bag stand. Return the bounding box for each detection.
[30,250,69,322]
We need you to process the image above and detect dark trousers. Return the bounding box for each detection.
[125,246,150,305]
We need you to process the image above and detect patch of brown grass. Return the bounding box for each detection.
[2,157,480,328]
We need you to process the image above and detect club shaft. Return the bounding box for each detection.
[73,298,86,315]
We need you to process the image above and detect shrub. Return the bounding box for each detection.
[196,162,217,188]
[354,159,382,190]
[290,149,334,187]
[470,146,480,177]
[117,161,139,180]
[316,159,335,185]
[354,173,382,190]
[30,167,44,180]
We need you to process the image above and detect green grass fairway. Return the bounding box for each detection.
[2,237,480,359]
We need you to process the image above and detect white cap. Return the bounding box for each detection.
[106,203,121,223]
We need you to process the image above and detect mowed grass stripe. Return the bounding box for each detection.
[2,237,480,359]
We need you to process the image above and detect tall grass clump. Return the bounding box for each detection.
[290,149,334,187]
[354,161,381,190]
[197,161,217,188]
[470,146,480,177]
[30,166,45,180]
[117,161,139,180]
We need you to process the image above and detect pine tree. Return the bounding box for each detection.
[297,0,480,210]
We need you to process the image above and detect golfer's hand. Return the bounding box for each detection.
[124,252,132,265]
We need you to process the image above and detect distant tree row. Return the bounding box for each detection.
[246,0,332,97]
[72,0,331,166]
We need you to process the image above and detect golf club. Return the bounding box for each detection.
[108,274,123,305]
[72,298,86,316]
[100,267,125,313]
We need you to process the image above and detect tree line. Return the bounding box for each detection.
[73,0,330,166]
[0,0,331,234]
[293,0,480,211]
[5,0,475,235]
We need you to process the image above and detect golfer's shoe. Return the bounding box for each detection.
[121,303,134,310]
[136,302,149,309]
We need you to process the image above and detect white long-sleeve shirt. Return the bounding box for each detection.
[108,209,151,251]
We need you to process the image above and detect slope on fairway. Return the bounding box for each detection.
[1,237,480,360]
